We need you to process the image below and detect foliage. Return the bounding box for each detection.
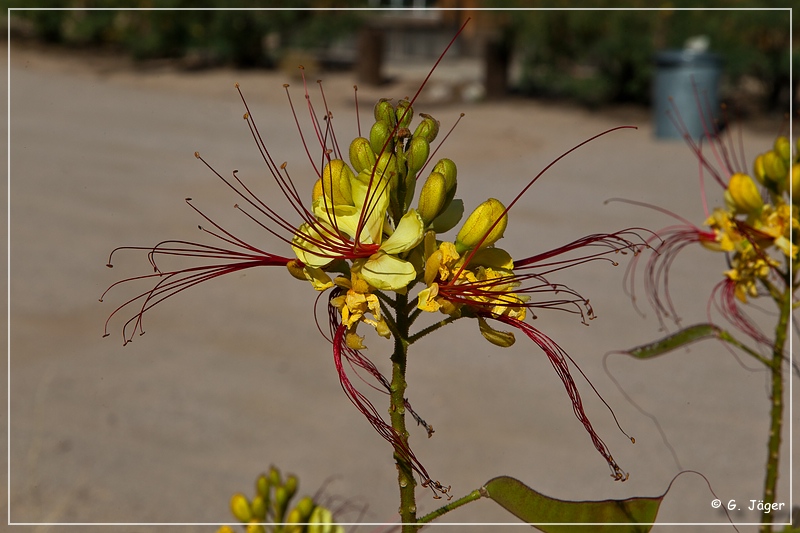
[510,1,794,109]
[10,1,366,67]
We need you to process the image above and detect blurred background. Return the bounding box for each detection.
[7,1,795,114]
[5,3,797,532]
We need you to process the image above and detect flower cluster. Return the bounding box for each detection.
[626,113,798,347]
[218,465,345,533]
[103,63,650,491]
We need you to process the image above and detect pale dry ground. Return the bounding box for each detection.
[6,40,797,532]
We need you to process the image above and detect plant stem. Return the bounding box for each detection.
[389,291,419,532]
[759,283,791,533]
[417,489,484,524]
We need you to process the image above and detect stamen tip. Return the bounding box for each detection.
[194,151,200,158]
[105,263,113,268]
[102,333,109,338]
[234,82,239,89]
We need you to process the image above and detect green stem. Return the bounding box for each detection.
[417,489,484,524]
[408,315,462,344]
[759,283,791,533]
[389,291,420,532]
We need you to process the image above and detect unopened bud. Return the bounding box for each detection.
[286,259,307,281]
[774,136,791,163]
[791,163,800,201]
[245,524,266,533]
[418,172,447,225]
[370,120,392,156]
[311,178,324,202]
[283,474,298,500]
[478,316,516,347]
[295,496,315,521]
[728,173,763,213]
[274,485,290,522]
[396,99,413,129]
[285,507,303,525]
[455,198,508,253]
[432,158,457,193]
[375,151,398,184]
[406,136,430,175]
[256,474,270,499]
[374,98,395,126]
[230,493,252,523]
[309,506,334,533]
[763,150,788,185]
[753,153,766,185]
[349,137,377,174]
[413,113,440,143]
[250,495,267,521]
[268,466,282,487]
[321,159,354,205]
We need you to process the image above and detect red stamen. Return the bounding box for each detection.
[489,314,629,482]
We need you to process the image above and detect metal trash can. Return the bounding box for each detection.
[653,49,722,140]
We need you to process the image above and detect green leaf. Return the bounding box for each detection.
[483,476,662,532]
[623,324,722,359]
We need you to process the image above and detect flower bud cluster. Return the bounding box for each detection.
[218,465,344,533]
[704,135,799,302]
[291,96,523,348]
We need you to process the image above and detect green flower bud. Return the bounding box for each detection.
[418,171,447,225]
[374,98,395,126]
[349,136,377,174]
[321,159,354,206]
[250,495,267,521]
[245,524,266,533]
[774,135,791,163]
[285,507,303,525]
[763,150,788,185]
[375,151,398,184]
[230,493,252,523]
[256,473,270,501]
[478,316,516,347]
[413,113,440,143]
[283,474,299,500]
[396,99,413,129]
[753,153,767,186]
[728,172,763,213]
[432,158,457,192]
[406,136,430,175]
[295,496,316,521]
[309,506,334,533]
[268,465,282,487]
[273,485,289,522]
[370,120,392,156]
[791,163,799,201]
[455,198,508,253]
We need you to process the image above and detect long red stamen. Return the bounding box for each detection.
[329,301,445,495]
[489,314,629,482]
[453,126,638,283]
[710,279,771,347]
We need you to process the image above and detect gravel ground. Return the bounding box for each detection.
[5,40,796,532]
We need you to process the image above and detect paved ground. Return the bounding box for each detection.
[5,39,796,532]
